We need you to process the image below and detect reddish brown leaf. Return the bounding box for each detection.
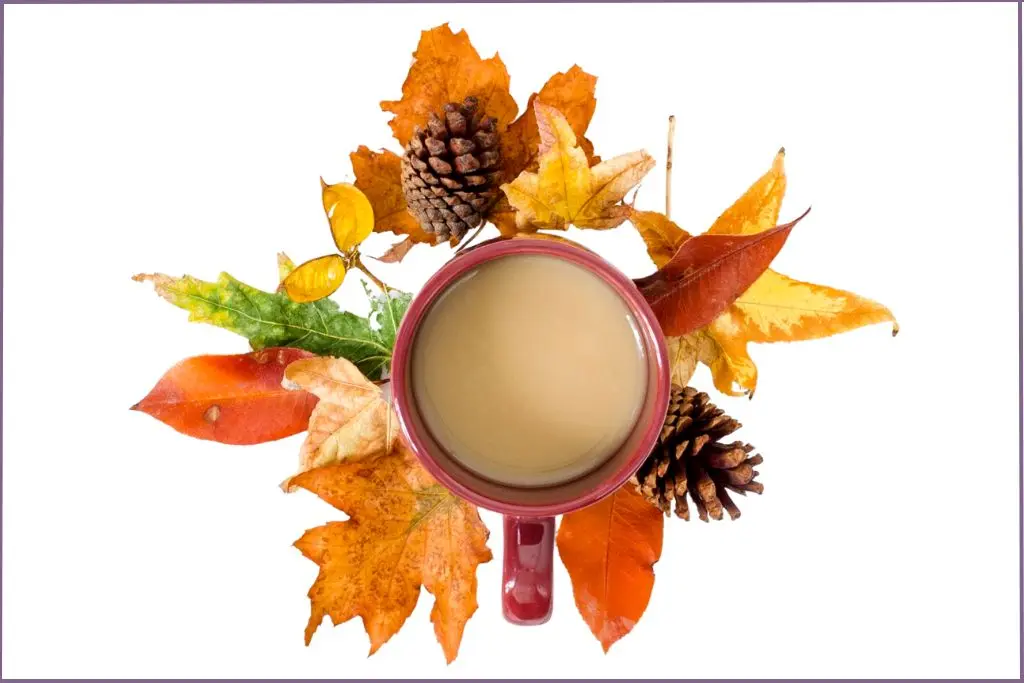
[374,236,417,264]
[132,348,317,445]
[556,486,664,652]
[636,209,809,337]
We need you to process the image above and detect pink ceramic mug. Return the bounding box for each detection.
[390,238,669,625]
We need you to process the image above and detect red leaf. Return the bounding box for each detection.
[636,209,809,337]
[132,348,318,445]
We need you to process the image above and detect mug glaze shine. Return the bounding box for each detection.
[391,238,669,625]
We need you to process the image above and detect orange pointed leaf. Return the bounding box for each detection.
[381,24,518,147]
[293,446,492,663]
[281,254,345,303]
[630,209,691,269]
[132,348,317,445]
[503,65,599,178]
[637,210,807,337]
[557,486,664,651]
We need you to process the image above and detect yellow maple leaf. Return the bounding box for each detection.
[280,356,396,489]
[638,149,896,396]
[292,445,492,663]
[502,103,654,231]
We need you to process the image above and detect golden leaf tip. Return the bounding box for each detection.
[891,322,900,337]
[778,146,786,155]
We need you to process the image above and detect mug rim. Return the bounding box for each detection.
[390,237,670,516]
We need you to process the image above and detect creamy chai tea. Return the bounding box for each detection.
[411,254,647,487]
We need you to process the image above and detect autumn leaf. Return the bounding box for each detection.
[502,103,654,231]
[641,150,897,396]
[277,252,296,282]
[134,271,408,380]
[280,356,396,487]
[292,446,492,663]
[630,209,690,269]
[636,210,806,337]
[503,65,599,178]
[132,348,317,445]
[382,24,518,148]
[281,254,346,303]
[556,486,664,652]
[321,180,374,253]
[351,146,435,252]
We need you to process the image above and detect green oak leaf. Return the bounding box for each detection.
[134,272,408,380]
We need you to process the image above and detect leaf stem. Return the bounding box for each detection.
[353,254,389,292]
[666,114,676,220]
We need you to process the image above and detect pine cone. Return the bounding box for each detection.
[631,386,763,521]
[400,97,502,243]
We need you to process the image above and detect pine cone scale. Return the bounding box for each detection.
[631,385,765,521]
[400,96,502,243]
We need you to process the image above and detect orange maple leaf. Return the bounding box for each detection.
[556,485,664,652]
[292,446,492,663]
[349,25,604,260]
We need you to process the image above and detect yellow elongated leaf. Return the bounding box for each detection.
[707,148,787,237]
[282,255,346,303]
[321,181,374,253]
[502,103,654,231]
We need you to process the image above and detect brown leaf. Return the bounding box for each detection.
[503,65,599,179]
[636,209,808,337]
[293,446,492,663]
[556,486,664,651]
[280,356,396,488]
[132,348,317,445]
[374,236,417,264]
[350,146,433,244]
[381,24,518,148]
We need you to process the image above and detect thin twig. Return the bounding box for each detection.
[354,255,389,292]
[454,222,488,255]
[666,114,676,220]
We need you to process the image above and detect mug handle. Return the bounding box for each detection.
[502,516,554,625]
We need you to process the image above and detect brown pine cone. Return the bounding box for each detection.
[400,96,503,243]
[630,386,764,521]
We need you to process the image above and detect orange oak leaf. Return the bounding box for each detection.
[292,446,492,663]
[502,103,654,231]
[132,348,317,445]
[642,150,897,396]
[280,356,396,488]
[503,65,599,179]
[350,146,434,248]
[636,210,806,337]
[381,24,518,148]
[556,485,664,652]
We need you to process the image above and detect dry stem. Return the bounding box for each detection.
[666,115,676,219]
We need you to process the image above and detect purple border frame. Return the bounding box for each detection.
[0,1,1020,679]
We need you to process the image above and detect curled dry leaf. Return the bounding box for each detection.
[636,211,806,337]
[381,23,518,148]
[132,348,317,445]
[556,485,664,652]
[293,446,492,663]
[640,150,897,396]
[502,102,654,231]
[281,356,396,488]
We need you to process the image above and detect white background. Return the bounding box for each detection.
[3,2,1020,678]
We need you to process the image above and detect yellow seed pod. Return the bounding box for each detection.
[321,180,374,253]
[282,254,346,303]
